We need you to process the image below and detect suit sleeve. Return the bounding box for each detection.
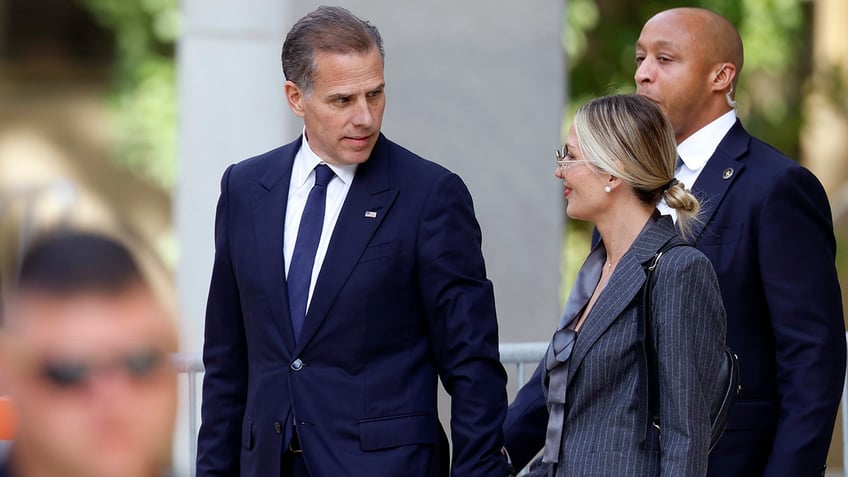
[503,360,548,472]
[196,165,249,477]
[758,167,846,476]
[654,251,726,477]
[417,172,509,477]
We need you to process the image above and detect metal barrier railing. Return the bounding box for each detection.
[172,336,848,476]
[8,337,848,475]
[171,342,548,476]
[170,353,205,477]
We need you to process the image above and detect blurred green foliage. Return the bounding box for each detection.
[78,0,179,190]
[561,0,810,296]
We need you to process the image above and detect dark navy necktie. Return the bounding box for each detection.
[288,164,334,342]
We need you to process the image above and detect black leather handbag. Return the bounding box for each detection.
[638,238,741,452]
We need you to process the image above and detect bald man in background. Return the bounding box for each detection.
[634,8,845,476]
[0,231,178,477]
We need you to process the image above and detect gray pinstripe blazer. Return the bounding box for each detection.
[541,215,726,477]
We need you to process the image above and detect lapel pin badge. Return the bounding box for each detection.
[722,168,734,180]
[364,210,378,218]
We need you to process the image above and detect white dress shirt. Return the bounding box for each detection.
[658,110,737,219]
[284,130,357,311]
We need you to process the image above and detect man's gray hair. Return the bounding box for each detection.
[282,6,384,94]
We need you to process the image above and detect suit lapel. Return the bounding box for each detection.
[565,259,645,388]
[295,135,399,352]
[565,217,677,389]
[689,120,749,244]
[251,138,300,353]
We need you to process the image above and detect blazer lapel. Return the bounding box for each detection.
[565,259,645,387]
[294,135,399,352]
[689,120,749,244]
[251,138,300,352]
[565,216,677,389]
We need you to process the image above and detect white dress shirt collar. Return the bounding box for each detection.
[677,110,737,172]
[293,128,358,187]
[657,110,736,219]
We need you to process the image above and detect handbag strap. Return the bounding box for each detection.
[637,236,688,445]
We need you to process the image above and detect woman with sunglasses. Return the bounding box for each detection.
[506,94,726,477]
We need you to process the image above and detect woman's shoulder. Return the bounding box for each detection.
[655,241,715,276]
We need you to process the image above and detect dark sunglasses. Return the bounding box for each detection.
[38,348,168,389]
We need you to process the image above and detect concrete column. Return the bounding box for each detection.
[176,0,294,354]
[174,1,294,473]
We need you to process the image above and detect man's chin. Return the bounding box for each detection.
[345,144,378,164]
[637,92,661,105]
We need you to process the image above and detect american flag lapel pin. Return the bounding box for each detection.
[364,210,378,218]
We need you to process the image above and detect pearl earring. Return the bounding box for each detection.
[604,186,611,193]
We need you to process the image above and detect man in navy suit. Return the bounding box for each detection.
[503,7,845,477]
[634,9,845,476]
[196,6,509,477]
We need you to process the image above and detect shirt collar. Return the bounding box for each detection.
[293,128,358,187]
[677,110,736,171]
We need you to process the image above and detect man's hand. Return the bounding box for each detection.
[501,446,516,477]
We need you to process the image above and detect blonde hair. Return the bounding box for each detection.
[573,94,701,240]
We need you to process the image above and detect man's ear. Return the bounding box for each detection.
[712,63,736,93]
[285,80,306,118]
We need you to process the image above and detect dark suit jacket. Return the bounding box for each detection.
[508,215,725,476]
[504,120,846,476]
[692,121,845,477]
[196,134,509,477]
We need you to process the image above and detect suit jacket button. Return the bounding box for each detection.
[274,421,282,434]
[291,359,303,371]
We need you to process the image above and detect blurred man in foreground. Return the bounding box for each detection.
[0,231,178,477]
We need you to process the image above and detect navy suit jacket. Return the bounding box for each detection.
[693,121,845,477]
[503,120,846,476]
[196,134,509,477]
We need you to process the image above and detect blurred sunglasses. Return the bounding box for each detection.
[37,348,168,389]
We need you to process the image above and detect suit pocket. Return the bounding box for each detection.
[359,412,439,450]
[358,240,400,263]
[698,224,742,247]
[242,416,254,450]
[724,399,778,430]
[697,224,743,274]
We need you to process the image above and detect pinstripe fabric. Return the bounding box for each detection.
[543,215,726,477]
